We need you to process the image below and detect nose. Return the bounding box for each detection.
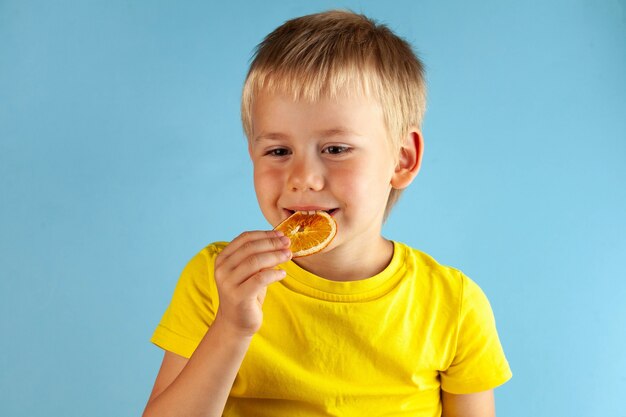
[288,153,325,192]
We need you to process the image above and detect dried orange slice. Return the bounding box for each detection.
[274,211,337,258]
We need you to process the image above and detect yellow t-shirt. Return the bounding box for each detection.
[151,241,512,416]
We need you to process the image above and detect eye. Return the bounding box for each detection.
[265,148,291,157]
[323,145,351,155]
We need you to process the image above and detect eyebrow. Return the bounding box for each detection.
[254,128,360,142]
[254,132,290,142]
[319,128,360,138]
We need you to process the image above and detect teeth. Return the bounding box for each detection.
[294,210,330,215]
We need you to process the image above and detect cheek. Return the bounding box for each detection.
[252,166,283,224]
[332,164,381,198]
[332,161,391,190]
[334,161,394,209]
[253,165,282,197]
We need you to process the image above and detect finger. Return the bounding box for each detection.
[220,234,290,274]
[216,230,286,269]
[237,268,287,300]
[227,249,291,287]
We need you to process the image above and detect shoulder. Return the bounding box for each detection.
[171,241,230,297]
[395,241,468,292]
[166,241,231,313]
[199,241,229,259]
[151,242,229,357]
[394,242,492,313]
[183,241,229,270]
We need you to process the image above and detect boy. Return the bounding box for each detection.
[143,10,511,417]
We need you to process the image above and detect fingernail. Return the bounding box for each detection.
[282,249,292,259]
[280,236,290,245]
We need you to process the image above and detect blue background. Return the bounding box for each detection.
[1,0,625,416]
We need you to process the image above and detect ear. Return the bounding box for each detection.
[391,128,424,189]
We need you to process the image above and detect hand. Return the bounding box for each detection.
[213,230,291,338]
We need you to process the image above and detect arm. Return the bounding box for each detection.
[142,318,253,417]
[143,230,292,417]
[441,390,495,417]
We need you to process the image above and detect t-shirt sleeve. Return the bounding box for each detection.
[150,244,223,358]
[440,274,512,394]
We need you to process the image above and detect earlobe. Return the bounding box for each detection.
[391,129,424,189]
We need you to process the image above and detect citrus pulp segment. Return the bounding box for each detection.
[274,211,337,257]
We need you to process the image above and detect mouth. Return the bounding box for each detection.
[284,208,339,217]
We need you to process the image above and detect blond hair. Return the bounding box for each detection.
[241,10,426,216]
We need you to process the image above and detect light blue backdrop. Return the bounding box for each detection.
[1,0,625,416]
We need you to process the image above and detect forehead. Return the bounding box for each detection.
[250,90,387,141]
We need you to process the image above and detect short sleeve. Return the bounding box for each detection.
[440,274,512,394]
[150,243,225,358]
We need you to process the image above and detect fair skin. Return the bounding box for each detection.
[143,91,495,417]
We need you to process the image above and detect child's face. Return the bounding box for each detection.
[248,91,399,253]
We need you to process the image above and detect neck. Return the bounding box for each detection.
[293,236,394,282]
